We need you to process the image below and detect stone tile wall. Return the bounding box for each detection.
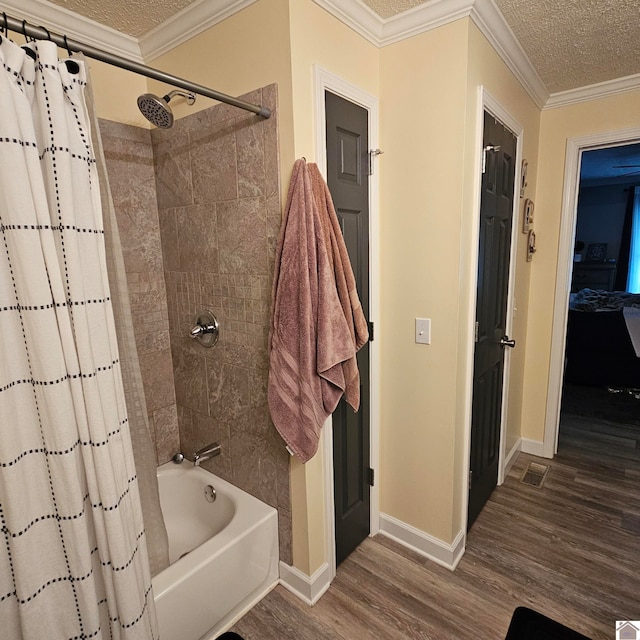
[100,120,180,466]
[151,85,291,563]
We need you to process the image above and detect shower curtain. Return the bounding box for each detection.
[0,37,158,639]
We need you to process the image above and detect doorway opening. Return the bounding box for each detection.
[558,141,640,457]
[543,127,640,459]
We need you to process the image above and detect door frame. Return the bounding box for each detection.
[543,126,640,457]
[314,65,380,581]
[461,87,524,532]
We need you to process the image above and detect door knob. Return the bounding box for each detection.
[500,336,516,348]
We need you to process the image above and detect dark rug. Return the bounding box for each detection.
[217,633,244,640]
[561,383,640,426]
[505,607,592,639]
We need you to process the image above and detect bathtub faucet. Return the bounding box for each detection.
[193,442,221,467]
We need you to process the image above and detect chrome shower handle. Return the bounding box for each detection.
[190,323,217,337]
[190,310,220,348]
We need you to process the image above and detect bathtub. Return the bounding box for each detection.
[152,462,279,640]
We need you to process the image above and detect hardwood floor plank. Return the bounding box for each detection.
[231,391,640,640]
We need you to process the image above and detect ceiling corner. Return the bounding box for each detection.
[139,0,259,62]
[311,0,385,46]
[470,0,548,108]
[379,0,475,46]
[313,0,549,108]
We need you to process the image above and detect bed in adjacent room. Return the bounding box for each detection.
[564,289,640,388]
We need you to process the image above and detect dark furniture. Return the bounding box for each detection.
[571,262,617,292]
[564,307,640,388]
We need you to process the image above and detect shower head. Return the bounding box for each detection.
[137,90,196,128]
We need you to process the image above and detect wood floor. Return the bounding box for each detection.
[231,393,640,639]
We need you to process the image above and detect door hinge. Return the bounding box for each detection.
[482,144,501,174]
[368,320,374,342]
[474,321,479,343]
[368,468,375,487]
[468,469,472,489]
[368,148,384,175]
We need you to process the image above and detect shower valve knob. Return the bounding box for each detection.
[190,311,220,348]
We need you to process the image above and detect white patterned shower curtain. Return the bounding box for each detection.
[0,37,157,639]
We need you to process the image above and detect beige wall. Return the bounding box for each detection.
[521,89,640,443]
[89,60,150,127]
[378,20,470,543]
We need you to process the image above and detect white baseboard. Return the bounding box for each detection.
[378,513,465,571]
[520,438,545,457]
[503,438,522,477]
[278,561,332,606]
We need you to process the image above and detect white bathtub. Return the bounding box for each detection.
[152,462,279,640]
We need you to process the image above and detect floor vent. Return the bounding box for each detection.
[520,462,550,488]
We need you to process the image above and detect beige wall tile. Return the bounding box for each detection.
[102,120,179,466]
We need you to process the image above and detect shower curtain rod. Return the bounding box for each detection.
[0,13,271,119]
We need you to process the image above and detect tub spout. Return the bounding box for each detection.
[193,442,221,467]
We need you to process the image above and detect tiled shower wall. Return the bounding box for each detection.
[100,120,180,465]
[150,85,291,563]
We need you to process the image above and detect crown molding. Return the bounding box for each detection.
[313,0,548,109]
[544,72,640,110]
[139,0,259,62]
[470,0,548,109]
[378,0,474,46]
[1,0,142,61]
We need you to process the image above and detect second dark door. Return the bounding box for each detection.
[468,111,517,529]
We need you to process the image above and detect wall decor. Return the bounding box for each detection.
[527,229,536,262]
[523,198,535,233]
[520,159,528,198]
[586,242,607,262]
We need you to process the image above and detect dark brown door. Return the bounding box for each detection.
[468,111,517,529]
[325,90,371,565]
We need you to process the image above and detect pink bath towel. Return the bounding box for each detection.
[268,159,368,462]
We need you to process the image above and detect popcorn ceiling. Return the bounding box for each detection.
[361,0,426,18]
[47,0,194,37]
[493,0,640,93]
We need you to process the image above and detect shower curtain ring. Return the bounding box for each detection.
[1,12,7,35]
[21,19,35,42]
[63,35,72,57]
[41,26,51,41]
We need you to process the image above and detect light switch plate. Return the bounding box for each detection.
[415,318,431,344]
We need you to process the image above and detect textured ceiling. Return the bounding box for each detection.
[493,0,640,93]
[43,0,640,94]
[362,0,426,18]
[47,0,194,37]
